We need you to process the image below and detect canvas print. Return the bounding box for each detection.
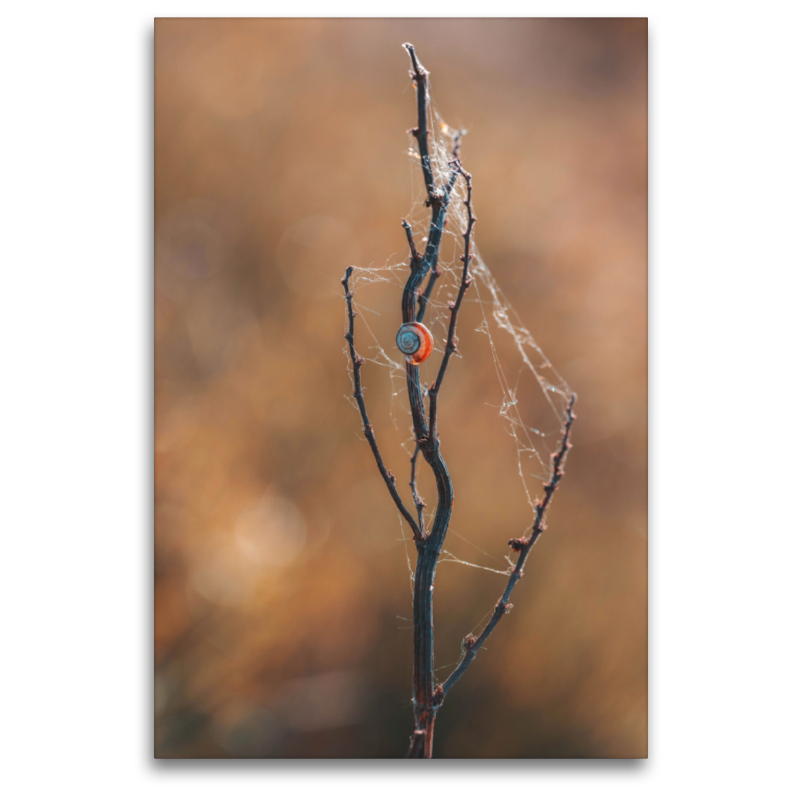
[155,18,647,758]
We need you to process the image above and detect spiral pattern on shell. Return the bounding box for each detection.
[396,322,434,365]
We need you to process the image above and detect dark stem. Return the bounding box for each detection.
[342,267,423,542]
[403,43,436,204]
[416,124,465,324]
[439,395,577,698]
[401,45,469,759]
[409,444,425,531]
[428,164,475,439]
[451,128,465,161]
[401,218,421,272]
[345,44,576,759]
[416,266,440,323]
[402,166,460,326]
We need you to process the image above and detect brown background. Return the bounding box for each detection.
[155,17,647,758]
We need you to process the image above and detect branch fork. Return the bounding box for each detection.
[342,45,576,758]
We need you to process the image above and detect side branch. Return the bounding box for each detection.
[342,267,423,541]
[429,165,476,437]
[451,128,465,161]
[415,265,440,323]
[415,161,460,322]
[440,394,577,698]
[401,218,421,272]
[401,165,459,326]
[409,444,426,530]
[403,43,436,203]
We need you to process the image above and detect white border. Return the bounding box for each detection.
[2,2,798,797]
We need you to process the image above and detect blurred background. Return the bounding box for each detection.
[155,18,647,758]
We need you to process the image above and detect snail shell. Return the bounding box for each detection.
[396,322,434,365]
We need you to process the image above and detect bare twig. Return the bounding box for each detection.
[429,164,476,438]
[342,267,423,542]
[409,444,426,531]
[401,218,421,272]
[344,45,576,759]
[451,128,465,161]
[439,395,577,698]
[400,45,465,759]
[412,163,458,323]
[416,265,440,323]
[416,134,467,325]
[403,43,436,204]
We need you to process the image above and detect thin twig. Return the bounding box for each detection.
[452,128,465,161]
[401,218,421,272]
[400,44,462,759]
[346,44,576,759]
[401,167,460,326]
[420,166,459,272]
[403,43,436,204]
[416,266,441,323]
[409,444,426,531]
[439,395,577,698]
[428,163,476,438]
[414,159,460,324]
[342,267,423,542]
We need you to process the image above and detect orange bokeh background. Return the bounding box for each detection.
[155,17,647,758]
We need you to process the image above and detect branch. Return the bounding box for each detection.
[414,157,461,323]
[348,43,576,759]
[428,164,476,437]
[440,394,577,698]
[403,43,436,203]
[342,267,423,541]
[409,444,426,531]
[402,43,461,326]
[451,128,465,161]
[416,266,440,323]
[401,218,421,273]
[420,165,459,273]
[401,45,462,758]
[401,163,460,328]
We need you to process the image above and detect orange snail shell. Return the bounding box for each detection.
[396,322,433,365]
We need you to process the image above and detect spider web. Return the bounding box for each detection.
[344,81,572,589]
